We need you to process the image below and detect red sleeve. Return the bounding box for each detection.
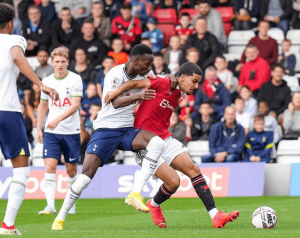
[134,18,142,35]
[149,76,171,91]
[112,17,118,34]
[238,66,246,86]
[240,37,256,63]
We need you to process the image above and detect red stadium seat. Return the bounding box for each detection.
[223,22,232,37]
[157,24,176,46]
[153,9,177,24]
[214,7,234,22]
[178,9,199,21]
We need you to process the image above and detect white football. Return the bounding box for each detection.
[252,206,278,229]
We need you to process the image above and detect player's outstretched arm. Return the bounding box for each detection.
[104,78,151,105]
[10,46,59,101]
[37,100,48,144]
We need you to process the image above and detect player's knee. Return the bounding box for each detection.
[191,164,201,175]
[67,170,77,178]
[147,136,165,153]
[167,175,180,192]
[45,164,56,174]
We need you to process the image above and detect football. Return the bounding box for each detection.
[252,206,278,229]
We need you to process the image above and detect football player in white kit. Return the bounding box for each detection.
[0,3,59,235]
[52,44,177,230]
[37,47,83,216]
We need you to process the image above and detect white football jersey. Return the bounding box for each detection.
[41,71,83,134]
[93,64,154,129]
[0,34,27,112]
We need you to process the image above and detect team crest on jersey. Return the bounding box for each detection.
[262,137,266,142]
[66,88,69,94]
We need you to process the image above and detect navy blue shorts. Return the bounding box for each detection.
[43,132,80,164]
[86,127,141,165]
[0,111,30,160]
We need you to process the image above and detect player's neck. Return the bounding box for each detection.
[0,28,11,34]
[54,70,68,79]
[125,62,137,78]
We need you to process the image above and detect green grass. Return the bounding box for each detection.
[0,196,299,238]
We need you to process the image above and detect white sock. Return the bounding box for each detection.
[3,167,30,227]
[132,136,165,193]
[44,173,56,211]
[151,199,160,207]
[56,174,91,221]
[68,174,78,207]
[209,208,219,219]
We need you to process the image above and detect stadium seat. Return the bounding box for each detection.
[227,30,255,55]
[152,9,177,24]
[32,158,45,167]
[283,75,299,92]
[178,8,199,21]
[277,140,300,164]
[187,141,210,164]
[157,24,175,46]
[267,28,284,45]
[215,7,234,36]
[287,29,300,45]
[223,53,241,62]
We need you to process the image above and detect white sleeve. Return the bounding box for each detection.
[10,35,27,53]
[71,75,83,97]
[227,71,234,86]
[104,68,124,92]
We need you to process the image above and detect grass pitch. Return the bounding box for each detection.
[0,196,299,238]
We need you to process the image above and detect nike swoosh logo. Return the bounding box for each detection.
[69,158,76,161]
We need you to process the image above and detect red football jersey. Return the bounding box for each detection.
[134,76,182,140]
[175,25,195,37]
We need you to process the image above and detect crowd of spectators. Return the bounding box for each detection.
[4,0,300,164]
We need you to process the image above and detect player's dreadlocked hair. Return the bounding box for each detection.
[0,3,15,29]
[130,44,153,57]
[178,62,203,77]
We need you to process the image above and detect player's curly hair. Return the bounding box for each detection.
[178,62,203,77]
[130,44,153,57]
[0,3,15,29]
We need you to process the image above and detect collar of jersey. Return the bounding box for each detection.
[54,70,69,80]
[123,64,137,80]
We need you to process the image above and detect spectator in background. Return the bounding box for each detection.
[85,102,101,135]
[185,102,215,141]
[50,7,81,52]
[141,17,164,53]
[292,0,300,29]
[69,19,107,68]
[179,93,195,121]
[185,17,220,70]
[278,39,296,76]
[258,64,291,119]
[38,0,57,23]
[25,83,41,127]
[283,92,300,138]
[131,0,149,24]
[214,55,236,93]
[20,101,34,148]
[35,50,54,79]
[82,83,102,117]
[102,0,121,20]
[23,5,51,56]
[233,0,260,30]
[160,0,178,10]
[239,85,257,117]
[186,47,200,67]
[89,1,111,47]
[202,106,245,163]
[140,37,152,48]
[95,56,115,99]
[68,48,96,92]
[108,38,129,66]
[152,52,171,75]
[164,35,183,74]
[79,115,91,164]
[112,3,142,52]
[235,97,250,134]
[3,0,35,23]
[175,13,195,46]
[260,0,292,35]
[169,112,187,146]
[236,21,278,71]
[194,66,231,120]
[244,115,273,163]
[56,0,92,21]
[238,44,271,97]
[192,0,227,50]
[253,101,280,143]
[212,0,236,7]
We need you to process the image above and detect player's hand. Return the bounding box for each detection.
[46,119,59,131]
[250,156,256,162]
[40,84,59,101]
[37,130,44,144]
[104,88,122,105]
[168,74,178,91]
[137,88,156,100]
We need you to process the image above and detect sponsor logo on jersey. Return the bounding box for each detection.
[74,88,83,93]
[51,98,71,107]
[160,99,174,111]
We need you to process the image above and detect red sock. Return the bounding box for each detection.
[1,222,15,229]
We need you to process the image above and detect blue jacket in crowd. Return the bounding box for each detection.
[245,130,273,159]
[131,0,149,23]
[82,96,101,117]
[235,0,260,18]
[38,2,57,23]
[141,28,164,53]
[194,82,231,120]
[209,121,245,157]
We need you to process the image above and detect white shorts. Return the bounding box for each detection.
[134,136,188,179]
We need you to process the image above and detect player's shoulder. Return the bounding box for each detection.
[6,35,27,52]
[107,64,125,77]
[68,70,82,80]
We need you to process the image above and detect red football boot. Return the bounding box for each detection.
[0,222,21,235]
[212,210,239,228]
[146,199,166,228]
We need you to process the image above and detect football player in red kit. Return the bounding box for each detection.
[104,62,239,229]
